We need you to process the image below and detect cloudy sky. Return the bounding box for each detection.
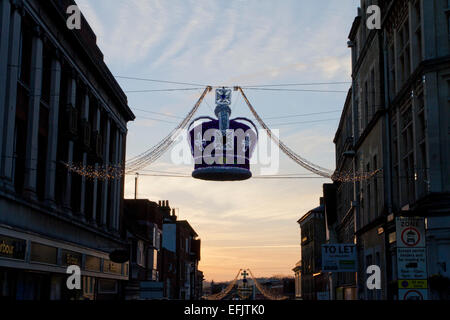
[77,0,360,282]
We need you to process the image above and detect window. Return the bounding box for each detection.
[366,162,371,223]
[373,155,378,218]
[98,279,117,294]
[364,80,369,127]
[412,0,423,67]
[400,106,415,205]
[370,68,376,117]
[366,254,373,300]
[388,43,396,97]
[396,18,411,88]
[147,248,158,271]
[416,93,427,197]
[137,240,145,267]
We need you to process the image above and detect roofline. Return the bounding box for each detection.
[45,0,135,122]
[176,220,199,237]
[333,88,353,143]
[348,16,362,41]
[297,205,324,224]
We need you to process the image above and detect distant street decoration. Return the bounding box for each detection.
[237,270,253,300]
[64,86,380,182]
[203,269,288,301]
[188,88,258,181]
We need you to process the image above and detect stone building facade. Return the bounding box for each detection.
[333,0,450,300]
[0,0,134,300]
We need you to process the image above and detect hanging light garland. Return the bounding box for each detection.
[247,269,289,301]
[64,86,381,183]
[332,169,382,183]
[237,87,381,183]
[203,269,242,301]
[125,86,212,173]
[63,162,124,180]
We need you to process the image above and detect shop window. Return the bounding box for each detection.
[98,279,117,294]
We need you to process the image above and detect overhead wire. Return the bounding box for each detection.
[114,75,208,87]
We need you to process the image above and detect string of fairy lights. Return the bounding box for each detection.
[203,269,242,301]
[63,163,124,181]
[247,269,289,301]
[202,269,289,301]
[63,86,381,183]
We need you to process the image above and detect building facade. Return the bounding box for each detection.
[292,260,302,300]
[333,0,450,300]
[123,199,166,300]
[298,198,328,300]
[161,202,203,300]
[330,90,358,300]
[0,0,134,300]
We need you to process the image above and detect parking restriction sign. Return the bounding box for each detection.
[396,217,428,300]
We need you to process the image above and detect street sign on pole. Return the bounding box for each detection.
[396,217,428,300]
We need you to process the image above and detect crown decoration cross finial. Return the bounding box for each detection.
[215,88,232,133]
[216,87,232,105]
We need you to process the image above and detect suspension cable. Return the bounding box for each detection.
[203,269,242,301]
[247,269,288,301]
[237,87,334,178]
[125,86,212,172]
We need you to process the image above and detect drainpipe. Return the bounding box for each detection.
[382,30,393,216]
[382,28,394,300]
[348,38,362,300]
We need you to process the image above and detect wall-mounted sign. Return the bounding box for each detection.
[398,289,428,300]
[104,260,122,275]
[61,250,82,266]
[0,235,26,260]
[396,217,428,300]
[398,279,428,289]
[396,217,425,248]
[397,247,427,279]
[322,244,357,272]
[30,242,57,265]
[85,255,101,272]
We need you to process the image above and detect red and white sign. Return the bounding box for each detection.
[396,217,425,248]
[398,289,428,300]
[396,217,428,300]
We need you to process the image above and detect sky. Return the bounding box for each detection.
[76,0,360,282]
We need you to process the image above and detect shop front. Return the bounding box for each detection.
[0,227,129,301]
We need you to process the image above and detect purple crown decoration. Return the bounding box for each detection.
[188,88,258,181]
